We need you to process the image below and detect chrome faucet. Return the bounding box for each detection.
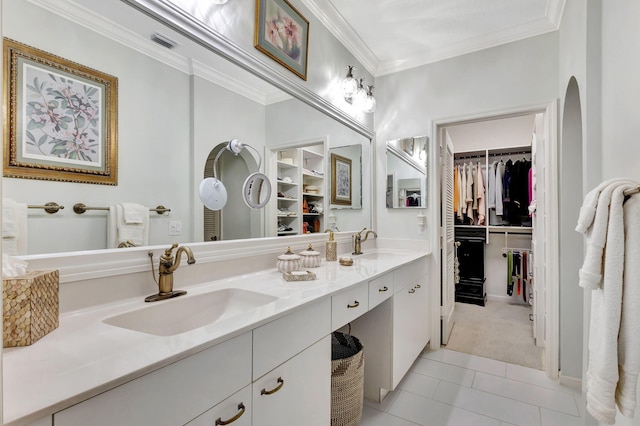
[145,243,196,302]
[352,227,377,255]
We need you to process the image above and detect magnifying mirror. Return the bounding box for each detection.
[243,172,271,209]
[199,139,271,210]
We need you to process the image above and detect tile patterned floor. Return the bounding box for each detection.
[360,349,584,426]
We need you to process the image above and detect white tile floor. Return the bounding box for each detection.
[360,348,584,426]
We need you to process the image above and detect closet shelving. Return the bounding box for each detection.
[276,149,300,236]
[272,144,325,236]
[453,145,533,306]
[454,145,533,243]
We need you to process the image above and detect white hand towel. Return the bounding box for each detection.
[617,192,640,418]
[2,198,27,255]
[585,182,636,425]
[107,204,149,248]
[120,202,146,224]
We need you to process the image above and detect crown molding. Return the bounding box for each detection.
[26,0,283,106]
[303,0,566,78]
[376,16,559,76]
[300,0,379,76]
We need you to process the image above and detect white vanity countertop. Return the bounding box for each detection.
[3,248,430,425]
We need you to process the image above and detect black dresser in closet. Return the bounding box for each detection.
[455,228,486,306]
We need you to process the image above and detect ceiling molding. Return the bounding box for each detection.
[305,0,567,78]
[376,16,559,76]
[300,0,379,76]
[26,0,279,106]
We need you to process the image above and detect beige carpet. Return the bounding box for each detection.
[444,301,545,370]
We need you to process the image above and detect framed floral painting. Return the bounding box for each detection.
[3,38,118,185]
[254,0,309,80]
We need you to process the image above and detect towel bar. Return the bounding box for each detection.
[73,203,170,215]
[27,202,64,214]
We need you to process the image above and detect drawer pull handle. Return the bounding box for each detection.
[415,284,421,289]
[378,286,389,292]
[409,288,416,294]
[347,301,360,308]
[261,377,284,395]
[215,402,246,425]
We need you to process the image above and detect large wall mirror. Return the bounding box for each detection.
[2,0,372,256]
[386,136,428,208]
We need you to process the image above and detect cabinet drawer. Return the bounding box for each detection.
[253,298,330,380]
[369,272,394,309]
[394,259,427,290]
[186,385,251,426]
[332,282,369,330]
[54,332,252,426]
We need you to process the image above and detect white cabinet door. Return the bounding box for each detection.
[186,385,251,426]
[392,280,430,389]
[54,333,252,426]
[252,335,331,426]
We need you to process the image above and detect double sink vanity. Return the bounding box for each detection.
[4,238,431,426]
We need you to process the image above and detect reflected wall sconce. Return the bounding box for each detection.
[199,139,272,211]
[212,0,230,4]
[341,65,376,114]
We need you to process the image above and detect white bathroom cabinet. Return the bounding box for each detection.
[53,332,253,426]
[186,385,252,426]
[349,259,431,402]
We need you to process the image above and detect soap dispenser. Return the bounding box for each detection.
[325,230,337,261]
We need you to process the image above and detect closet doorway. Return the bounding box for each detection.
[435,102,559,377]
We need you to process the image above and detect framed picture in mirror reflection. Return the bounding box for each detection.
[254,0,309,80]
[3,38,118,185]
[331,153,352,206]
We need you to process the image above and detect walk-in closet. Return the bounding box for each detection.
[441,113,546,371]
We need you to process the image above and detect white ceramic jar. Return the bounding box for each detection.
[277,247,301,273]
[299,244,321,268]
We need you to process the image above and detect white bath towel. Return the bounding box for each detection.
[575,177,633,234]
[577,181,634,289]
[617,193,640,418]
[2,198,28,255]
[584,182,636,424]
[107,203,149,248]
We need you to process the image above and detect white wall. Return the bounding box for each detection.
[3,0,193,254]
[374,32,558,241]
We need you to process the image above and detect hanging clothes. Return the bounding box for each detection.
[466,162,474,223]
[453,164,460,216]
[513,252,521,296]
[487,161,497,209]
[522,251,528,302]
[476,161,486,225]
[502,159,513,220]
[507,250,514,296]
[460,163,467,217]
[495,161,505,216]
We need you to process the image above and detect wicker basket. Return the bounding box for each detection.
[331,332,364,426]
[3,270,59,347]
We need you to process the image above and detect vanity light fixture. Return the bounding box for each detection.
[341,65,358,101]
[362,85,376,114]
[341,65,376,114]
[199,139,272,211]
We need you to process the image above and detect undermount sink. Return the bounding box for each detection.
[355,251,405,260]
[103,288,278,336]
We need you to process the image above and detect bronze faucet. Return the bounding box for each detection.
[145,243,196,302]
[352,227,377,255]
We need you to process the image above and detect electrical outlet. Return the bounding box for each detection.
[168,220,182,236]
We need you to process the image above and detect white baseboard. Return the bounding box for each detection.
[558,372,582,389]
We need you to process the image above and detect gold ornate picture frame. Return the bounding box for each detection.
[254,0,309,80]
[3,38,118,185]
